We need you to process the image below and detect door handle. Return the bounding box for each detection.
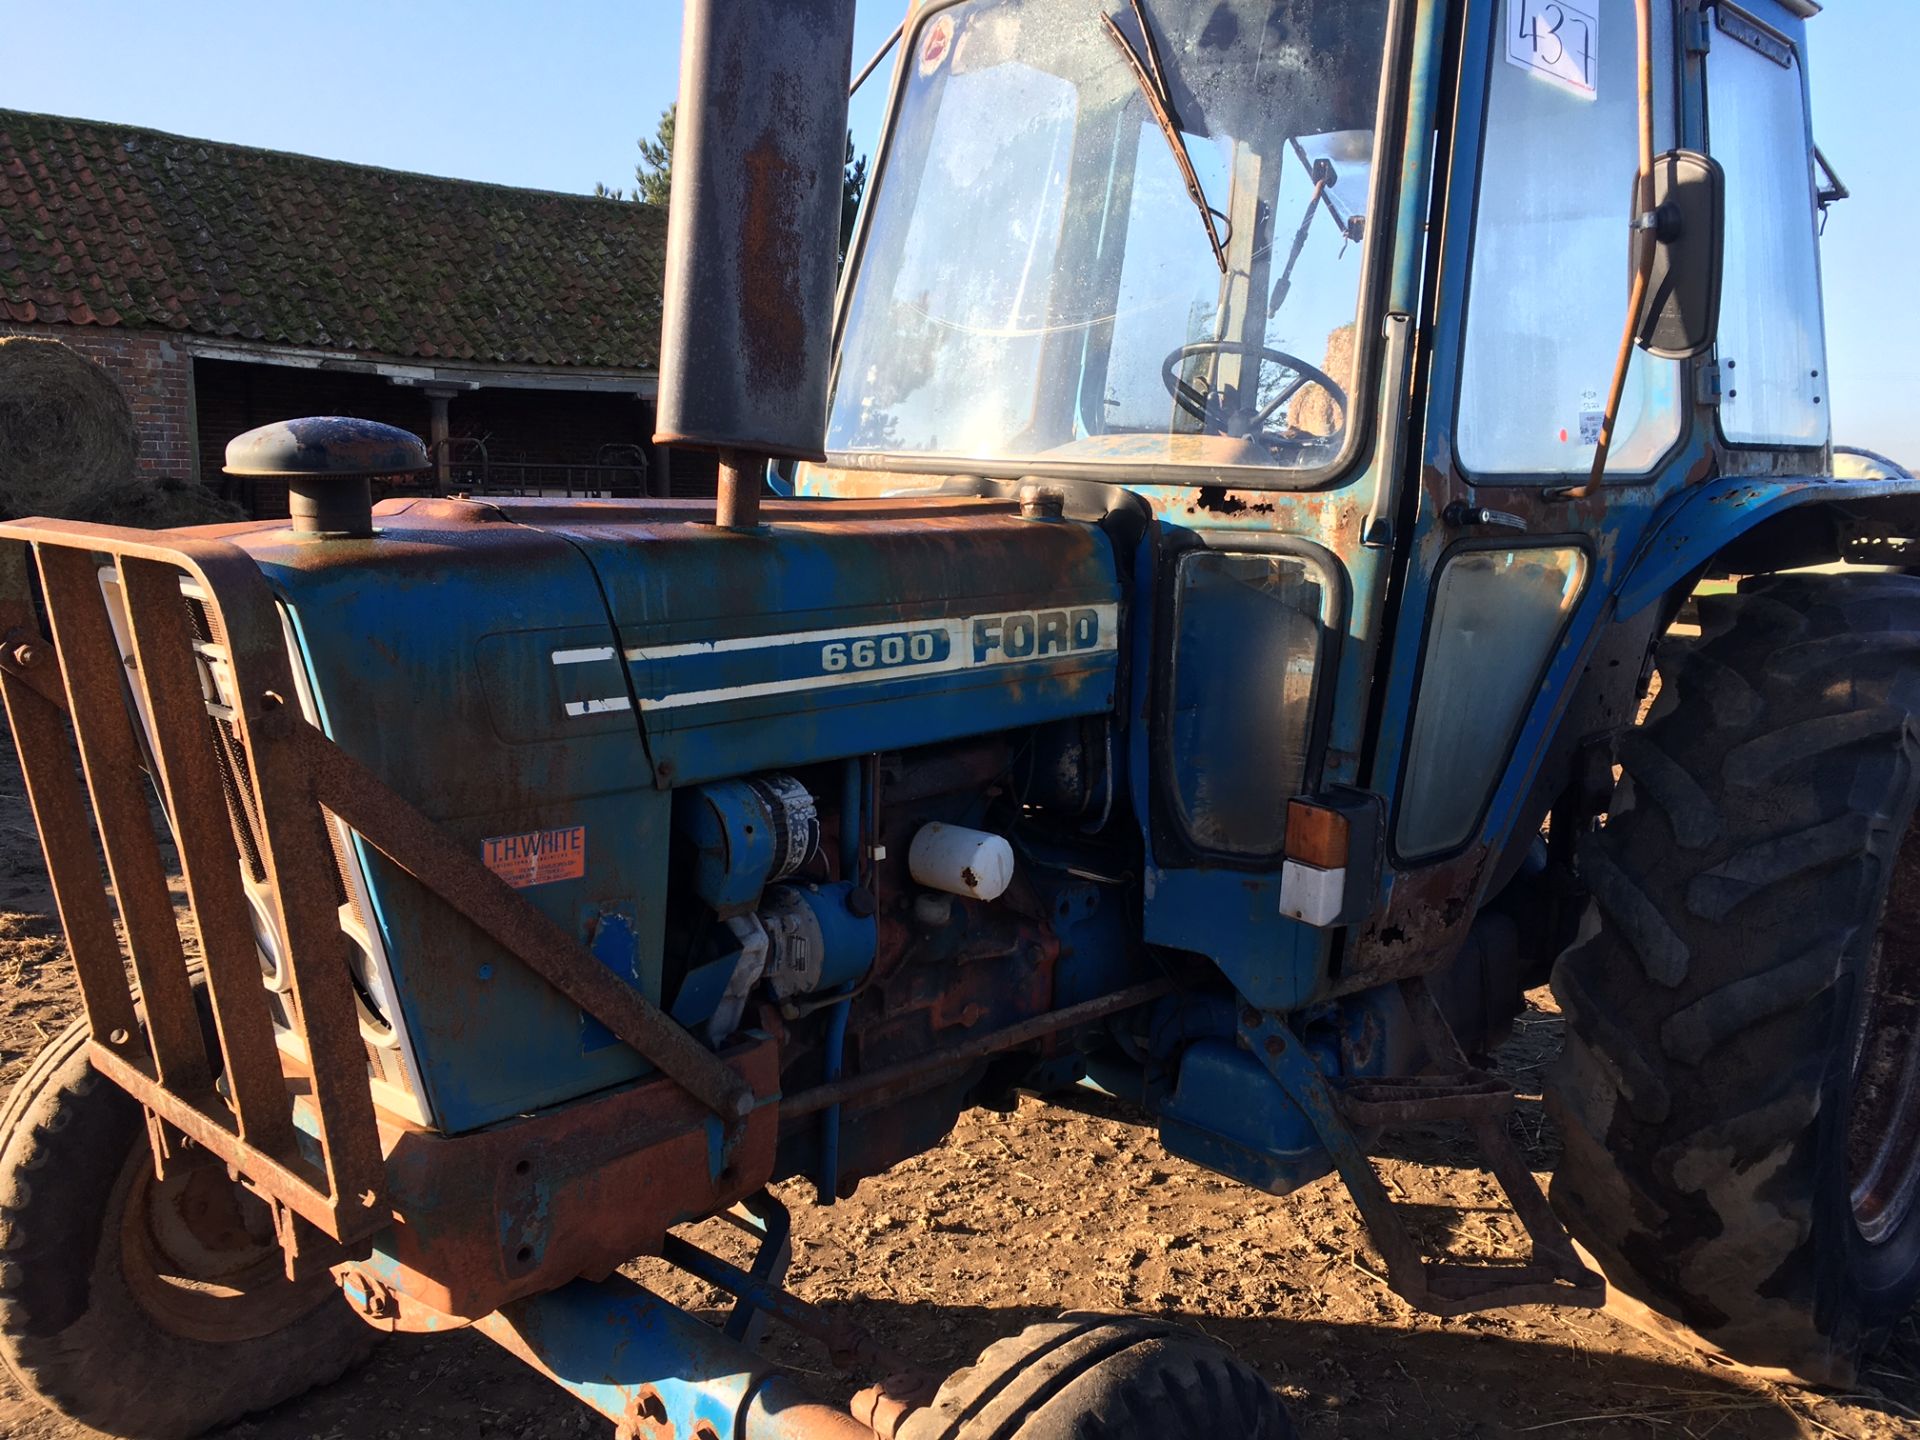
[1443,500,1527,532]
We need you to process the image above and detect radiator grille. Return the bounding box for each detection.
[0,532,391,1247]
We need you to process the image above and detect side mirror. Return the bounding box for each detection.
[1634,149,1726,360]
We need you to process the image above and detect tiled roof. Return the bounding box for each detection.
[0,109,667,370]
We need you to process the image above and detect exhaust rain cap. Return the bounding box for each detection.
[224,417,429,539]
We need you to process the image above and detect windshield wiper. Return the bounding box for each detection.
[1100,1,1228,274]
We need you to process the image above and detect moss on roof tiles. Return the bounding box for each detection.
[0,108,666,371]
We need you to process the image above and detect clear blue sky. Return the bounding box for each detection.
[3,0,1911,462]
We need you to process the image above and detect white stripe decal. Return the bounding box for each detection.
[624,616,965,663]
[636,656,965,712]
[564,695,634,717]
[625,604,1119,714]
[551,646,618,666]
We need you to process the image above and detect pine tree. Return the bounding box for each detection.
[631,105,676,207]
[600,103,868,263]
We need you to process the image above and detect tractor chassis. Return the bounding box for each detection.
[0,514,1604,1438]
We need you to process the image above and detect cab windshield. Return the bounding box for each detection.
[827,0,1392,474]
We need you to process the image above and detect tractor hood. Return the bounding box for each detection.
[192,493,1118,1128]
[230,493,1120,802]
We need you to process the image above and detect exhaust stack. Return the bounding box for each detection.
[653,0,858,529]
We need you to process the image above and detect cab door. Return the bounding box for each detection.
[1344,0,1710,980]
[1133,0,1449,1011]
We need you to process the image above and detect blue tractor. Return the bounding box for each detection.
[2,0,1915,1435]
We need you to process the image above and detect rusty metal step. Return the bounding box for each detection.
[1331,1071,1515,1125]
[1240,977,1604,1318]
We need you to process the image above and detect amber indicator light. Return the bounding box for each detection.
[1285,800,1350,869]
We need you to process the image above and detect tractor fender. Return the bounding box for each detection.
[1488,471,1920,903]
[1614,472,1920,622]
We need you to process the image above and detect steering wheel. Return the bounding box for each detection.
[1159,341,1349,443]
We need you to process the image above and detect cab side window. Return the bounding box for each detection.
[1709,10,1828,448]
[1456,1,1682,478]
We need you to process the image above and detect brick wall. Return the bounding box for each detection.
[0,321,197,483]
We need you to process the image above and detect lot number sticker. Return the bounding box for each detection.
[1507,0,1598,99]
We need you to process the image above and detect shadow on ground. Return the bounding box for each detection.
[29,1295,1884,1440]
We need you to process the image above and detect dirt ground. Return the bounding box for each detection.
[0,722,1916,1440]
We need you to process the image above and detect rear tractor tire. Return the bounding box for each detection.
[897,1312,1292,1440]
[0,1016,375,1438]
[1547,572,1920,1383]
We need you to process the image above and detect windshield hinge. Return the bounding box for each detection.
[1695,360,1724,407]
[1684,9,1713,55]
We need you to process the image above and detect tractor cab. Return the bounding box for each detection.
[798,0,1829,1018]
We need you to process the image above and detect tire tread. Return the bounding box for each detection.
[1547,574,1920,1385]
[0,1015,374,1439]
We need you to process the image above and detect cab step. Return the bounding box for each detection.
[1241,978,1604,1317]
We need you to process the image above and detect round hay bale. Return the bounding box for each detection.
[0,337,138,520]
[70,472,244,529]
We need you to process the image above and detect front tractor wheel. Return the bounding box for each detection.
[1547,573,1920,1383]
[897,1313,1293,1440]
[0,1017,375,1439]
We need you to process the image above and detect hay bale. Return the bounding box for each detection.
[0,337,242,528]
[70,472,244,529]
[0,337,138,520]
[1290,322,1354,439]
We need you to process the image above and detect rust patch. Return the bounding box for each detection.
[1334,846,1491,997]
[737,115,813,393]
[349,1039,779,1328]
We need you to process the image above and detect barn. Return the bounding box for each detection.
[0,107,717,517]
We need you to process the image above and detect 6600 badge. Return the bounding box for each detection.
[820,628,946,673]
[810,605,1115,680]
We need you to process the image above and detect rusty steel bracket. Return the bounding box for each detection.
[659,1229,915,1378]
[0,514,764,1300]
[343,1038,780,1327]
[778,979,1175,1120]
[1240,978,1603,1317]
[263,709,756,1125]
[0,626,66,711]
